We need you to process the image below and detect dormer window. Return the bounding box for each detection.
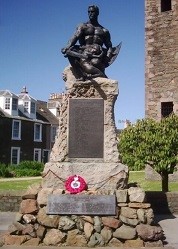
[31,102,36,114]
[0,91,19,116]
[24,101,29,113]
[18,87,37,119]
[5,98,10,109]
[12,98,18,111]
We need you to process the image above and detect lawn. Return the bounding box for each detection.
[0,172,178,191]
[129,171,178,192]
[0,179,41,191]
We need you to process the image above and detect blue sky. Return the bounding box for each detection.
[0,0,145,128]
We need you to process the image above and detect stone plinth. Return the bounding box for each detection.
[43,161,127,190]
[1,185,164,247]
[42,67,128,190]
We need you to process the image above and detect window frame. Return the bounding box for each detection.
[51,126,58,142]
[161,0,172,12]
[31,102,36,114]
[12,98,18,111]
[161,101,173,118]
[11,147,20,165]
[24,101,29,113]
[34,148,41,162]
[12,120,21,140]
[34,123,42,141]
[5,97,11,110]
[43,149,50,163]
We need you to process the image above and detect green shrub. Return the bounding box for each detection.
[13,169,41,177]
[18,161,44,170]
[8,161,44,177]
[0,163,12,177]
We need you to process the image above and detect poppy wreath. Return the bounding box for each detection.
[65,175,87,194]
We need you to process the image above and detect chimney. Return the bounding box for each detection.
[21,86,28,94]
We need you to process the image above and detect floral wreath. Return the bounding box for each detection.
[65,175,87,194]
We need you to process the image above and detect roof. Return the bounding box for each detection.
[0,90,18,98]
[36,100,59,125]
[18,93,37,102]
[0,107,32,120]
[0,101,58,126]
[0,107,10,117]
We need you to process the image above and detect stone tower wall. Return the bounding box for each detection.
[145,0,178,119]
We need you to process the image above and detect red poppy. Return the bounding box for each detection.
[65,175,87,194]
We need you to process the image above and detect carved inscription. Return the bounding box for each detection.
[68,98,104,158]
[47,195,116,215]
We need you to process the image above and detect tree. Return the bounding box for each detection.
[118,114,178,192]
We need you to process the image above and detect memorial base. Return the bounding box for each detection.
[43,72,129,191]
[1,72,164,247]
[42,161,128,190]
[2,184,164,247]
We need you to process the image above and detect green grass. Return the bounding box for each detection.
[0,172,178,191]
[0,179,41,191]
[129,171,178,192]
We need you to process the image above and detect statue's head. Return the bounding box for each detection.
[88,5,99,19]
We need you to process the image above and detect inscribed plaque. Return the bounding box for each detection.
[68,98,104,158]
[47,194,116,215]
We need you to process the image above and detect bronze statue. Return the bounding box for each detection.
[61,5,121,80]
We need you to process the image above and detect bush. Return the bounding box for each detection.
[8,161,44,177]
[0,163,12,177]
[18,161,44,171]
[13,169,41,177]
[118,114,178,192]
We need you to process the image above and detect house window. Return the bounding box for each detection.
[43,150,50,163]
[24,101,29,113]
[34,148,41,162]
[12,98,18,111]
[11,147,20,165]
[12,120,21,140]
[161,0,172,12]
[31,102,36,114]
[51,126,57,142]
[161,102,173,118]
[34,123,42,141]
[5,97,10,109]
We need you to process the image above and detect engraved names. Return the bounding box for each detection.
[47,195,116,215]
[68,98,104,158]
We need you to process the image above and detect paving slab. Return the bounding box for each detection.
[154,214,178,249]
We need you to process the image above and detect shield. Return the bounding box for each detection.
[107,42,122,67]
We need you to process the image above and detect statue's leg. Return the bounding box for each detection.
[80,61,107,78]
[67,56,85,80]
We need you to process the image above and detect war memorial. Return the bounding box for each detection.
[2,5,165,247]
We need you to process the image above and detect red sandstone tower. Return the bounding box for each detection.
[145,0,178,119]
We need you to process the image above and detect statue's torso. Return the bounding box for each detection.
[79,23,108,46]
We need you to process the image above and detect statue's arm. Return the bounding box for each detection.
[61,24,83,54]
[91,50,104,58]
[103,29,113,59]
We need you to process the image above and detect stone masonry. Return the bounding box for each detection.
[145,0,178,119]
[1,183,164,247]
[42,66,128,190]
[0,67,165,247]
[145,0,178,181]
